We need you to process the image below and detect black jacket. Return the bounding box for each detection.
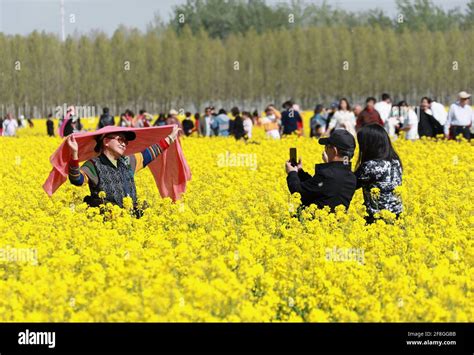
[98,114,115,129]
[281,109,301,135]
[415,108,443,137]
[46,119,54,136]
[233,116,246,140]
[287,161,357,211]
[182,118,194,136]
[63,118,82,136]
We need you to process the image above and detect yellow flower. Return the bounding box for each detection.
[0,115,472,322]
[122,196,133,211]
[370,187,381,199]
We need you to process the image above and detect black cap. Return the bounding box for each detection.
[94,131,136,153]
[318,129,355,154]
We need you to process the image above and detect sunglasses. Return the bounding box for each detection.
[105,135,129,145]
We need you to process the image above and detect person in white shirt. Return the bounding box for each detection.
[430,100,448,126]
[199,107,213,137]
[2,113,18,137]
[19,115,26,128]
[327,98,356,137]
[445,91,473,140]
[397,101,418,140]
[242,111,253,139]
[374,93,392,123]
[375,93,398,137]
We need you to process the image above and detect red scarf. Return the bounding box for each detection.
[43,125,192,202]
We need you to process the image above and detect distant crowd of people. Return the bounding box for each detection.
[1,91,471,142]
[307,91,472,141]
[0,114,33,136]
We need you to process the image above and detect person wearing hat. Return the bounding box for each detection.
[285,129,357,211]
[445,91,473,140]
[166,109,183,131]
[66,125,181,211]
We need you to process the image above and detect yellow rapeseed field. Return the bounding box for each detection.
[0,116,472,322]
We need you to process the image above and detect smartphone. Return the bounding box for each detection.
[289,147,297,167]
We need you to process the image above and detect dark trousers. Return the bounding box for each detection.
[450,126,471,140]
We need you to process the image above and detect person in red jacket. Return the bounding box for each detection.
[356,97,384,131]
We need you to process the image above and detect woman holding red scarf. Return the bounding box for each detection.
[66,125,181,216]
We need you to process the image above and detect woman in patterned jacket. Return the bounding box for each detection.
[355,124,403,224]
[66,125,181,217]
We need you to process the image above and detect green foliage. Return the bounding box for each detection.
[169,0,471,39]
[395,0,464,31]
[0,0,472,116]
[464,0,474,28]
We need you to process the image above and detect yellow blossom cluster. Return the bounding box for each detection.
[0,117,472,322]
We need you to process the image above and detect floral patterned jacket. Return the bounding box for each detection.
[355,159,403,216]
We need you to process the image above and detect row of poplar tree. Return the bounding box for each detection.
[0,0,472,117]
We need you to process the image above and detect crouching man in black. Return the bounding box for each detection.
[285,129,357,211]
